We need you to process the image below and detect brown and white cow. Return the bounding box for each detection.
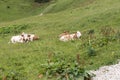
[9,32,39,43]
[59,31,81,42]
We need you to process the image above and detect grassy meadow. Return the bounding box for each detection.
[0,0,120,80]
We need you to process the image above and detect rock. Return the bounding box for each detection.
[91,62,120,80]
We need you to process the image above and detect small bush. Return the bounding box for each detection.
[39,53,85,80]
[87,46,96,57]
[85,37,96,57]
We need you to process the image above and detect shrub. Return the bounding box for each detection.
[39,53,85,80]
[87,45,96,57]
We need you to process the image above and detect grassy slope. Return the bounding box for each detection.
[0,0,50,22]
[0,0,120,79]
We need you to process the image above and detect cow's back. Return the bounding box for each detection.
[11,35,23,43]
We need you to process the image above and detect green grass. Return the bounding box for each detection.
[0,0,51,22]
[0,0,120,79]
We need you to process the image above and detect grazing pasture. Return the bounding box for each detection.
[0,0,120,80]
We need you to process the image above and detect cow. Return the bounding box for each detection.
[9,32,39,44]
[59,31,81,42]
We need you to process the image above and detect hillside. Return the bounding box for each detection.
[0,0,50,22]
[0,0,120,80]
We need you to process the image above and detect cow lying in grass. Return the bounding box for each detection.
[59,31,82,42]
[9,32,39,43]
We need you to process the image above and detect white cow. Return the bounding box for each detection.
[9,32,39,44]
[59,31,82,42]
